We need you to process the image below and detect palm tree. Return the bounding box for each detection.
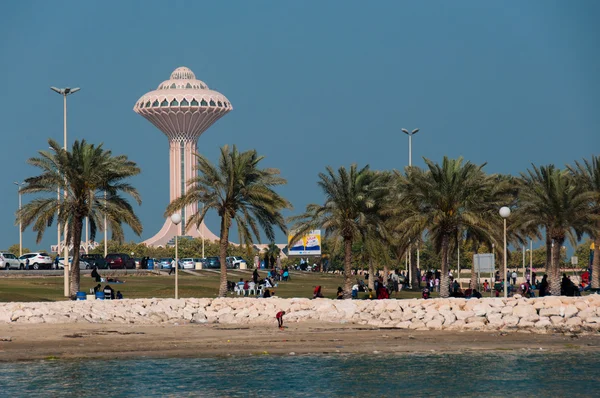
[289,165,390,298]
[568,156,600,289]
[396,157,508,298]
[517,164,597,295]
[18,139,142,297]
[166,145,291,296]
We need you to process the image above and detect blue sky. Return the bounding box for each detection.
[0,1,598,254]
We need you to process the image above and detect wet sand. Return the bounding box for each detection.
[1,322,599,361]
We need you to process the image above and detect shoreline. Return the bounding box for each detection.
[2,322,600,362]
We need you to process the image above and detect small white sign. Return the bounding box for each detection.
[571,256,578,265]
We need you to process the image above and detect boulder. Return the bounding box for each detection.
[577,308,596,321]
[512,304,537,318]
[539,307,561,317]
[550,316,564,325]
[455,310,475,321]
[394,321,412,329]
[565,317,582,327]
[463,321,486,330]
[502,315,519,326]
[426,319,444,330]
[535,319,552,329]
[563,305,578,319]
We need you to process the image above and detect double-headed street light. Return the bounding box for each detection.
[171,213,182,299]
[402,128,420,287]
[13,181,26,257]
[401,128,419,167]
[51,86,80,297]
[499,206,511,298]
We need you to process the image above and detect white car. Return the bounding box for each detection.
[180,258,196,269]
[19,252,53,270]
[227,256,247,269]
[0,252,24,270]
[57,257,91,270]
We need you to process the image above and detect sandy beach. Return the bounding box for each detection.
[1,322,600,362]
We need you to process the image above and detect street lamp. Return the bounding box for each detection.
[401,128,419,167]
[13,181,25,257]
[402,127,420,286]
[499,206,511,298]
[171,213,182,299]
[104,190,108,257]
[51,86,80,297]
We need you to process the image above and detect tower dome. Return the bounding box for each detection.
[170,66,196,80]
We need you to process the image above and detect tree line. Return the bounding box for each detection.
[16,138,599,299]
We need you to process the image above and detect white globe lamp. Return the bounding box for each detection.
[499,206,511,218]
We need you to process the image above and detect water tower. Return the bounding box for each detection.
[134,66,232,246]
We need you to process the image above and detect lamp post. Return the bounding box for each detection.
[401,128,419,167]
[104,191,107,257]
[51,86,80,297]
[522,245,526,284]
[13,182,25,257]
[529,240,533,283]
[171,213,182,299]
[499,206,511,298]
[402,127,419,286]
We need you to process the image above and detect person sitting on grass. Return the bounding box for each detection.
[422,286,430,299]
[116,291,123,299]
[336,286,344,299]
[313,285,324,299]
[103,285,115,300]
[276,310,285,329]
[263,288,271,298]
[93,284,102,293]
[351,283,359,299]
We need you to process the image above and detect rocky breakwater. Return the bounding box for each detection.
[2,296,600,333]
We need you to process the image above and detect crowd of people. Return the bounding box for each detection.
[228,266,292,298]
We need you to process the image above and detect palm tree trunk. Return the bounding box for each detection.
[367,258,375,291]
[549,237,564,296]
[343,237,353,298]
[69,217,83,298]
[545,231,551,274]
[593,231,600,289]
[440,234,450,298]
[218,216,229,297]
[410,245,418,289]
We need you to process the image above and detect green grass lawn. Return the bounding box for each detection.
[0,270,429,302]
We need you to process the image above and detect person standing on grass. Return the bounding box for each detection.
[276,310,285,329]
[253,268,259,285]
[169,258,176,275]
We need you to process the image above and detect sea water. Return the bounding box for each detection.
[1,351,597,397]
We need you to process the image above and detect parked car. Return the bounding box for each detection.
[226,256,247,269]
[194,258,205,269]
[19,252,53,270]
[204,256,220,269]
[158,258,173,269]
[81,254,107,269]
[57,257,91,270]
[0,252,23,270]
[180,258,196,269]
[105,253,136,269]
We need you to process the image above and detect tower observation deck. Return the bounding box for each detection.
[134,67,232,247]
